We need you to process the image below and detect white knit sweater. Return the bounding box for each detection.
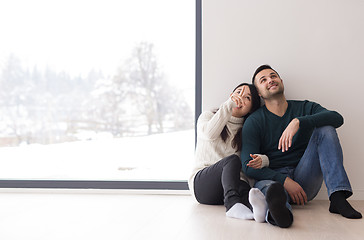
[188,98,269,198]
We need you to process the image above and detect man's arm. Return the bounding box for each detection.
[279,101,343,152]
[241,117,288,185]
[297,101,344,130]
[278,101,342,204]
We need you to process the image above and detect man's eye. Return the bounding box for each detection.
[260,79,266,83]
[271,75,277,79]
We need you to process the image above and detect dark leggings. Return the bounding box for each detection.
[193,154,252,211]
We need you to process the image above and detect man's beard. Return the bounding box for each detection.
[261,87,284,100]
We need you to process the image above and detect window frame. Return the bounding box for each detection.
[0,0,202,190]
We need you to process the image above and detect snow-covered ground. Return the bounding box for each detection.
[0,130,194,181]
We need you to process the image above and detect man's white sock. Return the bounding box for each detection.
[226,203,254,220]
[249,188,268,222]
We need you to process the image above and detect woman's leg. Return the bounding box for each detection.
[221,155,251,210]
[194,154,268,220]
[193,163,224,206]
[194,154,250,210]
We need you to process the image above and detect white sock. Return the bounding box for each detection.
[249,188,268,223]
[226,203,253,220]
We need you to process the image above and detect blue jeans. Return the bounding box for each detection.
[254,126,352,208]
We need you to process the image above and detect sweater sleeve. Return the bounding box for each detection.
[241,116,288,184]
[255,154,269,168]
[297,101,344,130]
[197,98,237,140]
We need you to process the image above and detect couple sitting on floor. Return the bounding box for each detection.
[188,65,362,228]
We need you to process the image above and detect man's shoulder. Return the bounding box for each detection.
[245,107,266,124]
[288,100,320,111]
[249,106,265,117]
[288,99,318,105]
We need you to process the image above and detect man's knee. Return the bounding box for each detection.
[315,126,336,135]
[254,180,277,194]
[313,126,338,140]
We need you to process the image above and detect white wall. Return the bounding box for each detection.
[202,0,364,200]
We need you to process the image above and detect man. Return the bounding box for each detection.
[241,65,362,228]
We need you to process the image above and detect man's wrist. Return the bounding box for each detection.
[283,176,291,186]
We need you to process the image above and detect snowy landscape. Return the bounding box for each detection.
[0,1,195,183]
[0,130,194,181]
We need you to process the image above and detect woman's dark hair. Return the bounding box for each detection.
[214,83,261,152]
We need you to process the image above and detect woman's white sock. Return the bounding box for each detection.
[249,188,268,222]
[226,203,253,220]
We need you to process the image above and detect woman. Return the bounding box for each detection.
[188,83,268,222]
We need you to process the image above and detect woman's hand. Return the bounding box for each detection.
[247,154,263,169]
[230,90,244,108]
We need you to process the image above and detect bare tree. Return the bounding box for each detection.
[118,42,188,134]
[79,41,193,137]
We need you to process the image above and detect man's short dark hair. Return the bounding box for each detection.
[252,65,280,86]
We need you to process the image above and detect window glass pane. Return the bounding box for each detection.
[0,0,195,181]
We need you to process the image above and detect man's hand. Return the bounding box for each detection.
[278,118,300,152]
[247,154,263,169]
[283,177,307,205]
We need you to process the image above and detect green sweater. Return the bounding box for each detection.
[241,100,344,184]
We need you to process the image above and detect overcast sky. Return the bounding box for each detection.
[0,0,195,90]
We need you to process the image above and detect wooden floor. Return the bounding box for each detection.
[0,190,363,240]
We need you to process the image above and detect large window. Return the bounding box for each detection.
[0,0,199,187]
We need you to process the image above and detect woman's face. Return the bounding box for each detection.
[231,85,253,118]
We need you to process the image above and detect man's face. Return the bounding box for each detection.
[254,69,284,99]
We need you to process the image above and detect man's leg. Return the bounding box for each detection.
[293,126,361,219]
[254,180,293,228]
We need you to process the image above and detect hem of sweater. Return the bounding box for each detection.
[254,154,269,168]
[188,172,198,202]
